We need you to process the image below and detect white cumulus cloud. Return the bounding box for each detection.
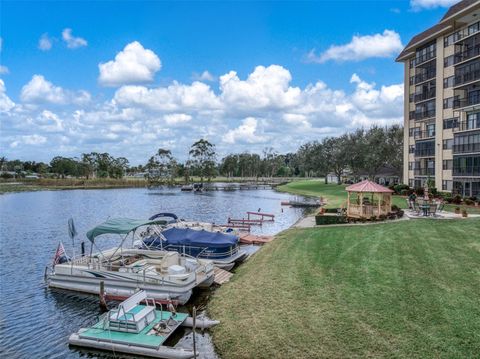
[307,30,403,63]
[62,28,87,49]
[220,65,301,111]
[0,79,15,112]
[192,70,215,82]
[11,134,47,148]
[410,0,460,11]
[38,33,53,51]
[98,41,161,87]
[20,75,91,105]
[223,117,269,144]
[164,113,192,125]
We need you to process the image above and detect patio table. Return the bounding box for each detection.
[419,204,430,216]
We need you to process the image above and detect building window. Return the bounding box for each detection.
[409,145,415,153]
[453,155,480,176]
[426,124,436,137]
[442,180,453,191]
[409,161,414,170]
[444,55,454,67]
[443,97,454,109]
[410,58,416,68]
[414,140,435,157]
[444,34,455,47]
[453,132,480,153]
[443,117,459,129]
[443,76,454,88]
[443,139,453,150]
[443,159,453,170]
[409,179,414,187]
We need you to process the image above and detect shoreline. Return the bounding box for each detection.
[0,177,293,195]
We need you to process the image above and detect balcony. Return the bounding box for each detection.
[414,168,435,176]
[452,119,480,132]
[453,143,480,154]
[453,166,480,176]
[414,70,436,85]
[454,68,480,87]
[414,90,436,103]
[454,24,480,44]
[453,92,480,109]
[413,130,436,139]
[415,51,436,66]
[414,148,435,157]
[410,109,435,120]
[454,46,480,65]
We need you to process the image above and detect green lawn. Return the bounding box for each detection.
[277,179,407,209]
[277,179,480,214]
[209,219,480,358]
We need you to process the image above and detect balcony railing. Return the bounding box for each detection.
[454,46,480,64]
[453,166,480,176]
[454,68,480,86]
[414,70,436,84]
[411,109,436,120]
[414,168,435,176]
[453,92,480,109]
[414,148,435,157]
[413,130,436,139]
[453,119,480,132]
[415,50,436,66]
[453,143,480,154]
[414,90,436,102]
[454,25,480,43]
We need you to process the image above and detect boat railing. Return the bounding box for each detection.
[163,244,240,259]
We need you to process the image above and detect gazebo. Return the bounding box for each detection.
[345,180,393,219]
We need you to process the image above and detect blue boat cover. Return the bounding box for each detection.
[161,227,238,248]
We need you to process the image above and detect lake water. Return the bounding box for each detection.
[0,187,304,358]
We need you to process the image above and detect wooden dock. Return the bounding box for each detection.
[213,267,233,285]
[239,233,274,245]
[247,211,275,221]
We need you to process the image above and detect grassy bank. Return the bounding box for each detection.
[277,179,480,214]
[0,176,291,194]
[209,219,480,358]
[0,178,147,194]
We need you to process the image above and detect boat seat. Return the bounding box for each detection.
[108,291,157,333]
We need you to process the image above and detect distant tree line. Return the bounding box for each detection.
[1,125,403,183]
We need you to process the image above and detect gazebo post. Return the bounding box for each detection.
[377,193,381,216]
[347,191,351,217]
[360,193,364,218]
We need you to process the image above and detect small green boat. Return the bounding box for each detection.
[69,291,211,358]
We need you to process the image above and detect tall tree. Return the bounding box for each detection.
[189,139,217,184]
[146,149,176,184]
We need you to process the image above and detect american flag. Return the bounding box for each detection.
[52,241,67,266]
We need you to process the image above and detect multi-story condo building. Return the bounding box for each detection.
[397,0,480,199]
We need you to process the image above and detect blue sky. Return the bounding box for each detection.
[0,0,459,164]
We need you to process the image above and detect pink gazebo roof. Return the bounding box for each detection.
[345,180,394,193]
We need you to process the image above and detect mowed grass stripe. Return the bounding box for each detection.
[209,219,480,358]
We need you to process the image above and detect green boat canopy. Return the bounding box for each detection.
[86,218,166,242]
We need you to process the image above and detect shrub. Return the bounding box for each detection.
[400,189,409,196]
[315,214,347,225]
[393,184,410,195]
[324,208,340,214]
[464,198,474,206]
[391,205,400,212]
[397,210,404,218]
[414,187,424,196]
[371,215,377,221]
[462,209,468,217]
[452,195,462,205]
[379,214,387,221]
